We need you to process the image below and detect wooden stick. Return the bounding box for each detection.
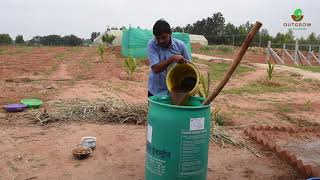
[202,21,262,105]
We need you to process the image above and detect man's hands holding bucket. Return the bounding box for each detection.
[170,54,188,64]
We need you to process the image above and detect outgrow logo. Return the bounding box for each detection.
[291,8,304,22]
[283,8,311,31]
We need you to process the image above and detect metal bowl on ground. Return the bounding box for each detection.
[72,145,92,160]
[82,136,96,150]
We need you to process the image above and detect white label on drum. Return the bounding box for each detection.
[147,124,152,143]
[190,118,205,131]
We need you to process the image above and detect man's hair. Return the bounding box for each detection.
[153,19,171,36]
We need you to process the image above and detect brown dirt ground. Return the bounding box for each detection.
[0,45,319,179]
[0,122,302,180]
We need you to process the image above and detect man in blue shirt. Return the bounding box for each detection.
[147,20,191,97]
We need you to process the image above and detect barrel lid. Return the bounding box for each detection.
[148,96,211,109]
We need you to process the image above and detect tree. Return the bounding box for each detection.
[63,35,82,46]
[91,32,100,42]
[0,34,13,44]
[307,32,317,43]
[15,35,25,44]
[260,29,272,46]
[28,36,42,46]
[182,12,225,36]
[172,26,183,32]
[40,35,64,46]
[224,23,237,35]
[273,33,285,44]
[284,30,295,43]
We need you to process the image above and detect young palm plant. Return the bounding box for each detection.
[266,60,275,84]
[97,44,105,62]
[124,57,137,80]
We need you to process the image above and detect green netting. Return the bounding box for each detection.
[121,28,192,58]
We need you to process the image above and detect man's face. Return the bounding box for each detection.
[155,33,171,48]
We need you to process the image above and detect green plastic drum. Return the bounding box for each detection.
[21,98,43,108]
[146,96,211,180]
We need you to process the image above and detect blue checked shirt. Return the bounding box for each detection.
[147,37,191,96]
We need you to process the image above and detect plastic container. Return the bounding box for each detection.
[3,104,27,112]
[21,98,43,108]
[145,96,211,180]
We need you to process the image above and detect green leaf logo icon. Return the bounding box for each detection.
[291,8,304,22]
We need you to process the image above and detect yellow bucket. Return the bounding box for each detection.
[166,61,200,97]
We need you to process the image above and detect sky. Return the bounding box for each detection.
[0,0,319,40]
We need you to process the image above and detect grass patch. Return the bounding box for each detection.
[68,47,82,53]
[79,59,93,70]
[54,52,66,60]
[194,59,255,81]
[223,73,319,95]
[293,65,320,73]
[279,106,293,113]
[0,46,35,55]
[200,45,234,54]
[224,80,291,94]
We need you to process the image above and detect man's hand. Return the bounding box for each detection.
[170,55,187,64]
[151,54,188,73]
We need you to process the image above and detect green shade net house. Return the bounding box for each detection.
[121,28,192,58]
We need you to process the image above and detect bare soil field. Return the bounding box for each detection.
[1,45,319,179]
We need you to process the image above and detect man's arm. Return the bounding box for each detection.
[181,42,191,61]
[151,55,184,73]
[148,42,185,74]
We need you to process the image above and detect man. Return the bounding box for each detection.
[147,19,191,97]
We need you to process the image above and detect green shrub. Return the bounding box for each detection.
[212,107,224,126]
[102,33,116,45]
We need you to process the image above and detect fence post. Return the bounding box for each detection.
[282,44,286,59]
[266,41,271,63]
[259,33,261,47]
[232,35,234,47]
[319,46,320,61]
[294,40,299,64]
[308,45,312,61]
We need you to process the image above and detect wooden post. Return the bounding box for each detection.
[266,41,271,63]
[294,40,299,64]
[202,21,262,105]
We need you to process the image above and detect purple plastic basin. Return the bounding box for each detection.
[3,104,27,112]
